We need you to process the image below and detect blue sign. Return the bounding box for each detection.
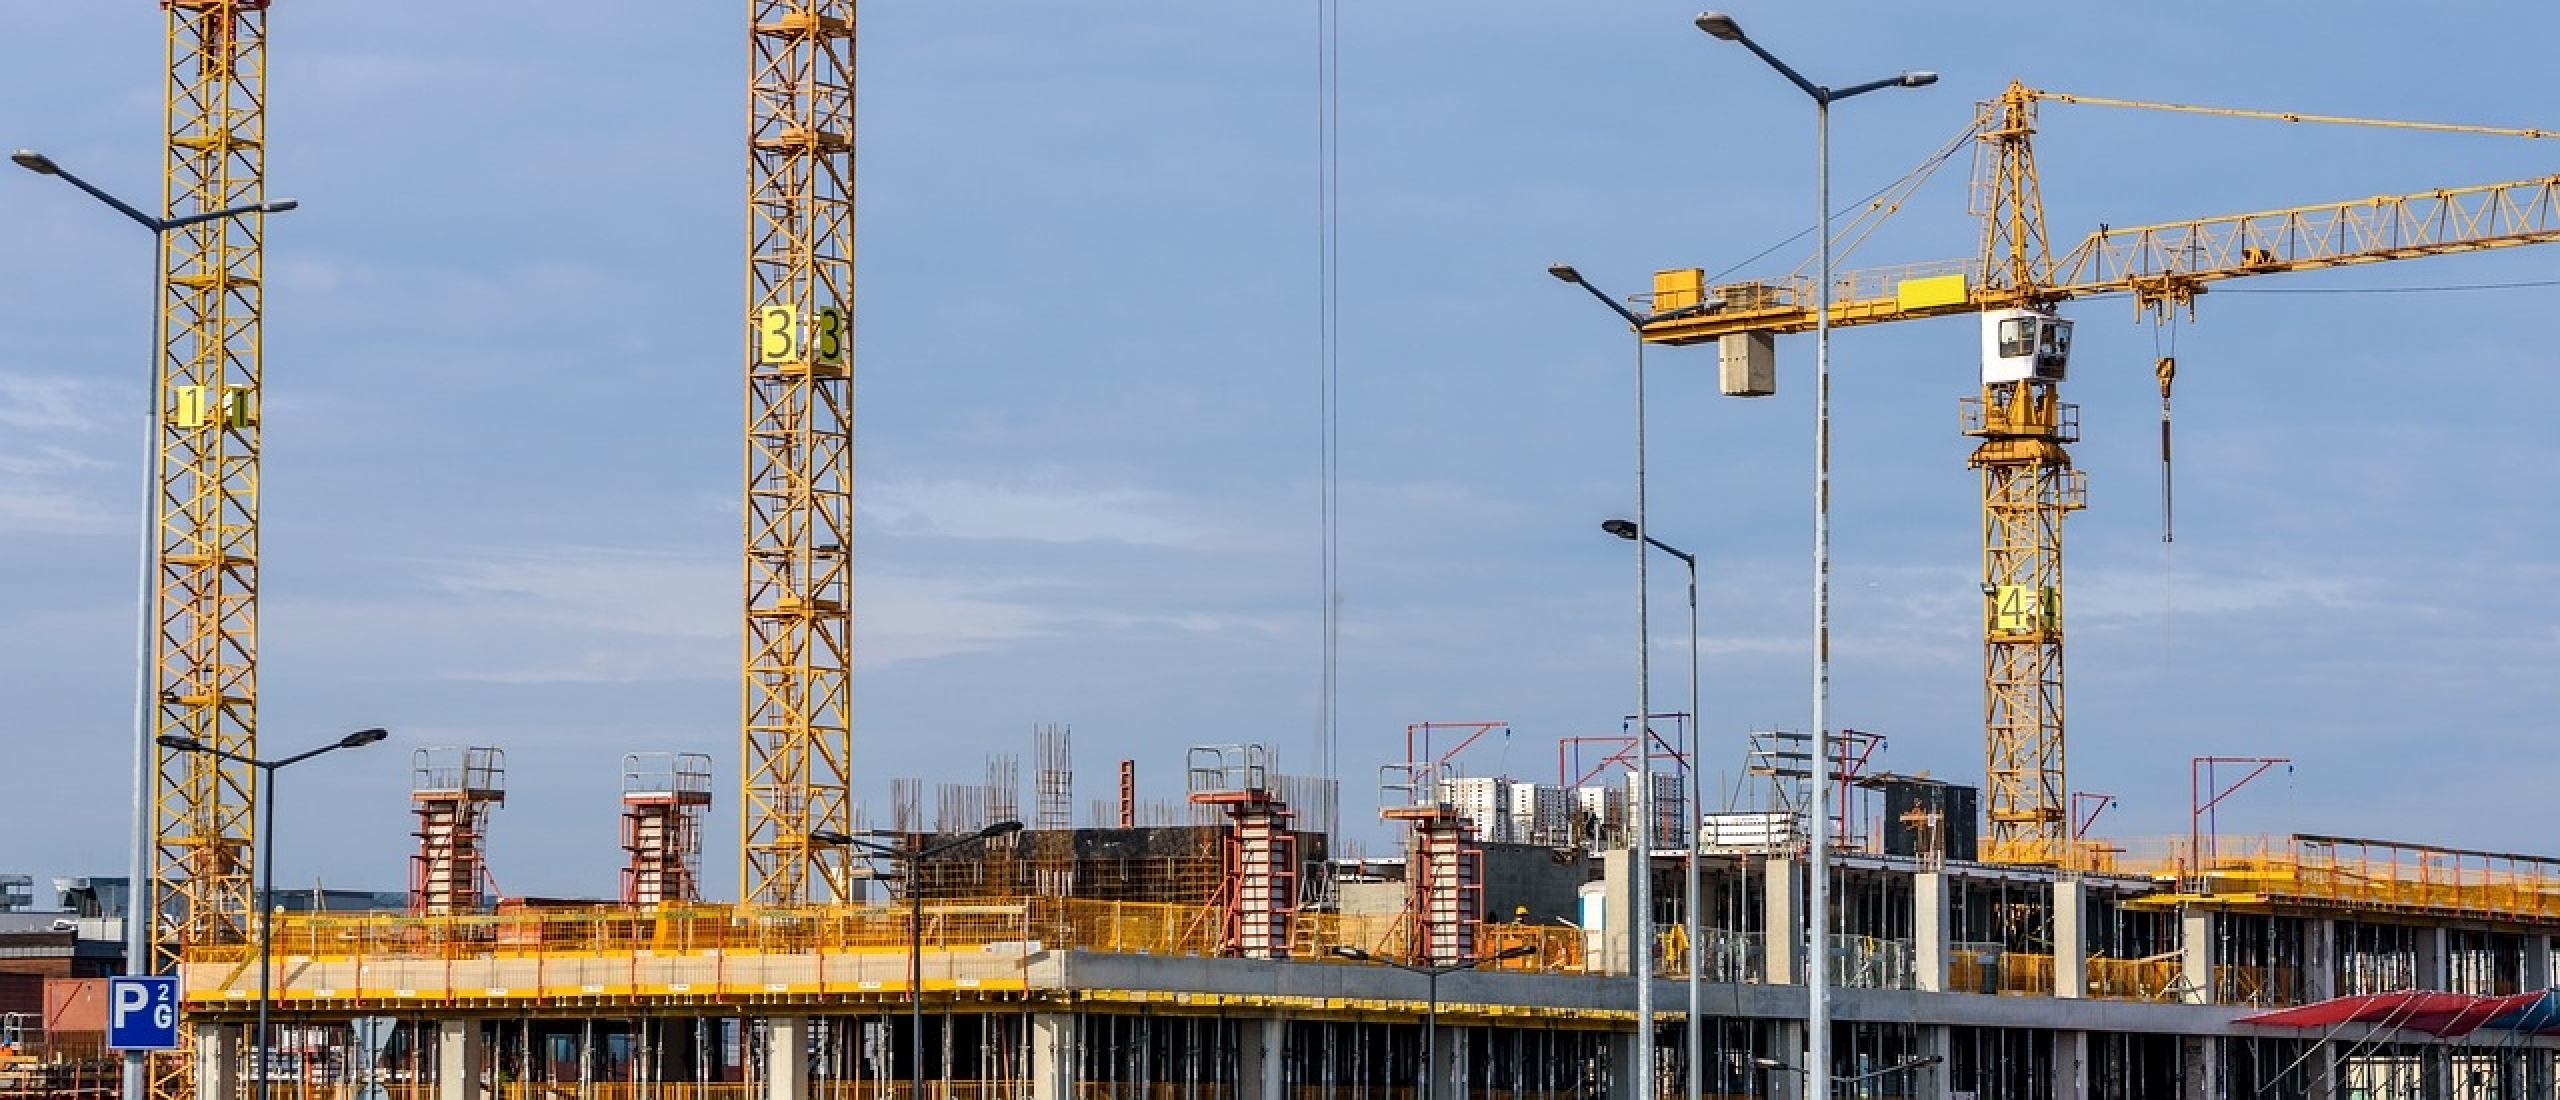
[106,976,179,1051]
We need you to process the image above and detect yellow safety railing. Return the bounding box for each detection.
[190,900,1591,976]
[2105,833,2560,923]
[2084,957,2183,1002]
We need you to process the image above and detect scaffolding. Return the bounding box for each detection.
[1034,726,1073,831]
[409,747,505,916]
[620,753,714,907]
[1187,745,1299,960]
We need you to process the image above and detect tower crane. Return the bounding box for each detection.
[1640,81,2560,866]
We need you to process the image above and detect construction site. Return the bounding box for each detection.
[9,4,2560,1100]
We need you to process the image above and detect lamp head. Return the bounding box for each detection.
[1900,71,1939,88]
[337,728,389,749]
[1495,944,1537,961]
[808,829,855,846]
[1330,946,1372,961]
[156,734,205,752]
[1545,263,1583,285]
[1600,518,1640,542]
[10,150,60,176]
[979,820,1025,840]
[262,199,300,214]
[1694,12,1744,41]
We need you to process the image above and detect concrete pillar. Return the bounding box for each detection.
[2418,926,2449,991]
[2525,934,2553,990]
[2180,1036,2220,1100]
[192,1022,239,1100]
[1031,1013,1077,1100]
[1765,855,1802,986]
[2051,1030,2088,1100]
[436,1019,483,1100]
[1916,1025,1953,1100]
[1601,849,1634,976]
[2180,907,2215,1005]
[764,1017,807,1100]
[2307,1038,2343,1100]
[1914,871,1949,993]
[1767,1021,1803,1100]
[1606,1028,1643,1100]
[2305,918,2338,1003]
[2053,879,2087,999]
[1428,1020,1460,1100]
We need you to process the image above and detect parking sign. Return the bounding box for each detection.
[107,976,179,1051]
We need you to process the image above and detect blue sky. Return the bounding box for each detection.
[2,2,2555,900]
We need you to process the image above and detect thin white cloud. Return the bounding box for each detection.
[863,478,1197,546]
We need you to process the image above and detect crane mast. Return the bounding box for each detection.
[151,0,268,990]
[742,0,857,907]
[1966,83,2078,864]
[149,3,272,1099]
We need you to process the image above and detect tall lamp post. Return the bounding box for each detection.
[159,728,389,1100]
[1688,15,1934,1100]
[1604,518,1701,1100]
[12,148,298,1100]
[1330,945,1535,1100]
[818,822,1024,1095]
[1548,264,1716,1100]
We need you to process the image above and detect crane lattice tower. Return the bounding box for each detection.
[741,0,857,907]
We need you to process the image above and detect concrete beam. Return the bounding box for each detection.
[436,1019,481,1100]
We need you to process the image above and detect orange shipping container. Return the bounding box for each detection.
[43,977,106,1035]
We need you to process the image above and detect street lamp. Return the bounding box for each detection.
[1604,518,1701,1100]
[1549,264,1718,1100]
[1330,945,1536,1100]
[817,821,1024,1096]
[158,728,388,1100]
[14,148,298,1100]
[1689,16,1933,1100]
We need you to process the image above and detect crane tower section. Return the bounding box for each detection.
[742,0,857,907]
[151,0,271,970]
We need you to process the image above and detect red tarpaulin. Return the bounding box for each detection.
[2241,990,2559,1038]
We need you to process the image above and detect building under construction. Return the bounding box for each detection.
[30,5,2560,1100]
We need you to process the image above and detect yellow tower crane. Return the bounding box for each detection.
[1642,81,2560,866]
[741,0,858,906]
[147,3,274,1099]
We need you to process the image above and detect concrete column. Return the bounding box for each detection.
[1606,1028,1643,1100]
[1601,849,1634,976]
[1030,1013,1077,1100]
[2180,907,2215,1005]
[1916,1025,1953,1100]
[435,1019,483,1100]
[1914,871,1949,993]
[2051,1030,2088,1100]
[1764,855,1802,986]
[2525,934,2553,990]
[2304,918,2337,1003]
[2180,1035,2220,1100]
[2053,879,2087,999]
[2307,1037,2343,1100]
[1428,1021,1461,1100]
[2418,926,2449,991]
[192,1022,239,1100]
[1766,1021,1803,1100]
[764,1017,807,1100]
